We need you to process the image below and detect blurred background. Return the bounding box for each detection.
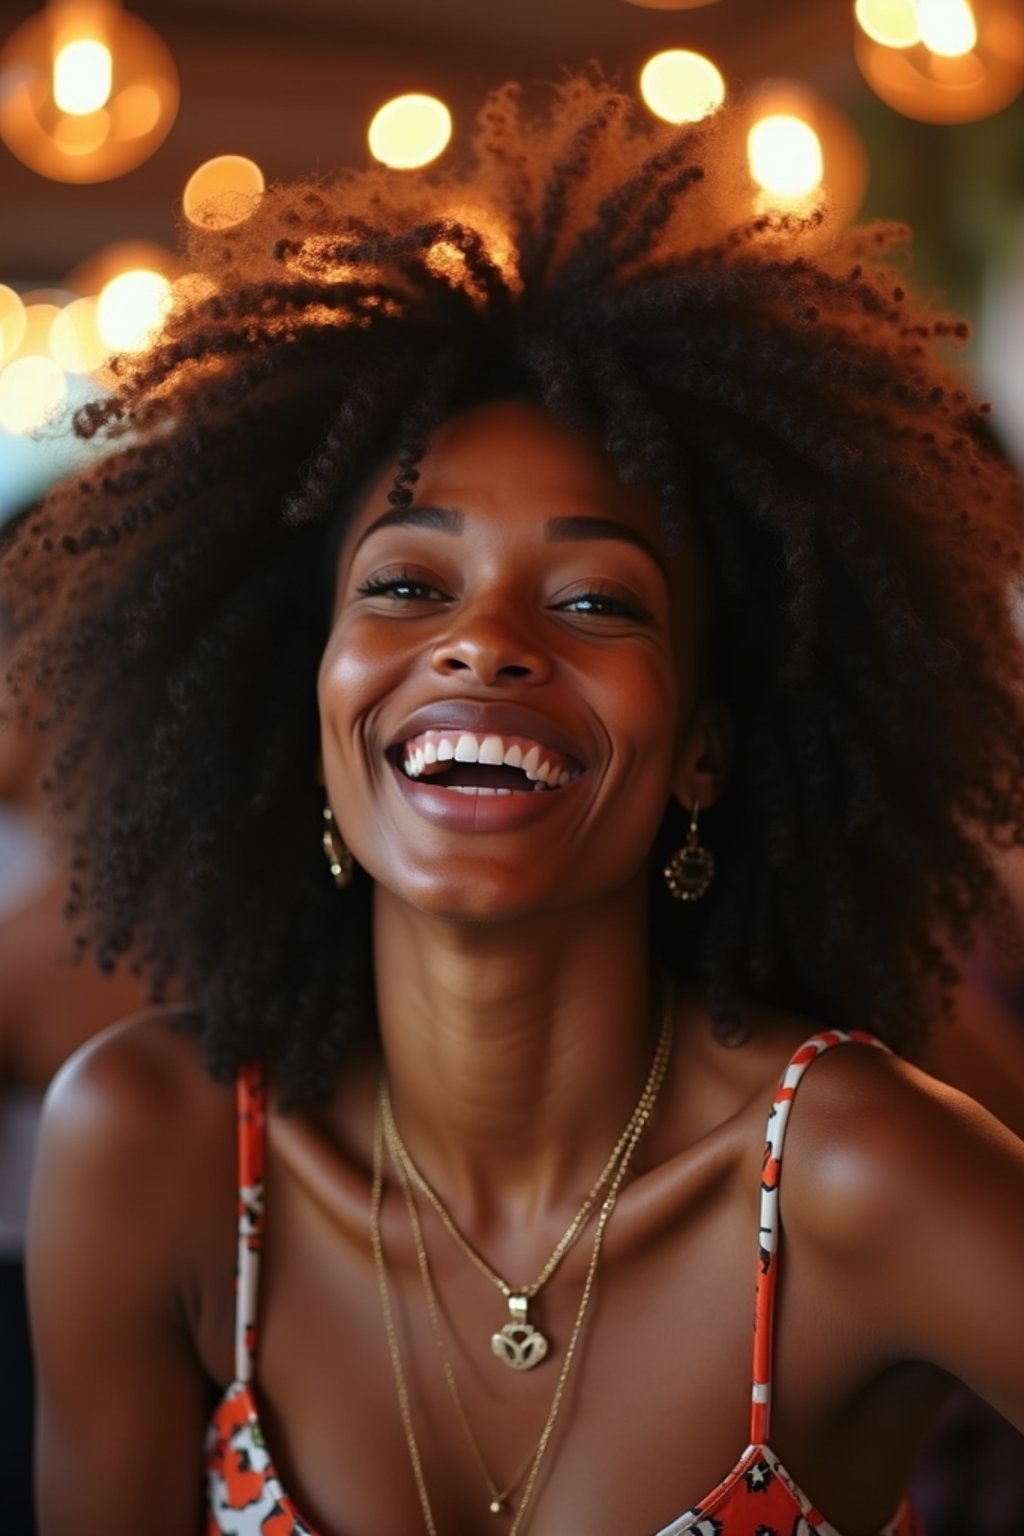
[1,0,1024,518]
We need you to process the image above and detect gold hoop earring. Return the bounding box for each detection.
[322,803,354,889]
[663,799,714,902]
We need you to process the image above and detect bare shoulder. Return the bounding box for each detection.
[37,1005,235,1237]
[774,1035,1024,1258]
[46,1003,225,1125]
[30,1020,238,1532]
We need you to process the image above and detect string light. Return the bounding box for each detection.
[183,155,266,230]
[747,115,824,198]
[855,0,1024,121]
[96,269,172,353]
[639,49,726,123]
[0,1,179,183]
[368,93,452,170]
[52,36,113,114]
[727,82,868,233]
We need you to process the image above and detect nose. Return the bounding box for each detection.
[430,606,552,686]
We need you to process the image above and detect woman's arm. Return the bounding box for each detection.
[28,1020,223,1536]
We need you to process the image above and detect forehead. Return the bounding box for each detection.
[345,397,668,548]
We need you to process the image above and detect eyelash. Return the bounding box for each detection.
[355,570,449,602]
[355,572,652,624]
[554,590,652,623]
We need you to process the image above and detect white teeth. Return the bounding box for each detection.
[400,730,580,789]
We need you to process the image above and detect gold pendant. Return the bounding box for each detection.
[490,1294,549,1371]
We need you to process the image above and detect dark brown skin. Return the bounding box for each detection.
[28,402,1024,1536]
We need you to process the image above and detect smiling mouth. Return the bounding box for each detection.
[394,730,584,796]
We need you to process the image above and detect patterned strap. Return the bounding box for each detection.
[750,1029,891,1445]
[234,1062,267,1384]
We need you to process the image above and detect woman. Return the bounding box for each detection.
[6,75,1024,1536]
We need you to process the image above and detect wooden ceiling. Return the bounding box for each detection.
[1,0,860,282]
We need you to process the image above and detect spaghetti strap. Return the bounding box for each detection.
[233,1062,267,1385]
[749,1029,891,1445]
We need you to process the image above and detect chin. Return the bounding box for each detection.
[372,858,566,927]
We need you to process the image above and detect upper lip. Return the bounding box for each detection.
[388,701,590,766]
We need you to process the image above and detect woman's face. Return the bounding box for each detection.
[318,397,712,922]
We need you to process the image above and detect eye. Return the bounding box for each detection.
[355,567,451,604]
[552,587,653,623]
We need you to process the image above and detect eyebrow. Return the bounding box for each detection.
[355,505,665,573]
[545,514,666,575]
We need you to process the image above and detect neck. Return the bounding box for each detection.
[371,880,666,1235]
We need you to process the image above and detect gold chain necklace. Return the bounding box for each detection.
[382,1111,538,1514]
[381,992,673,1371]
[369,1003,673,1536]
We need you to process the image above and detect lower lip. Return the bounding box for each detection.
[390,764,580,831]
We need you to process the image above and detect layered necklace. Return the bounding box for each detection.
[369,990,674,1536]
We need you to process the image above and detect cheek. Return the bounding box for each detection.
[317,617,419,776]
[605,647,691,768]
[317,623,377,760]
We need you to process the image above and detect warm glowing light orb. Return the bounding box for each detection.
[16,302,63,360]
[0,285,27,366]
[747,114,825,198]
[53,38,113,115]
[0,355,67,434]
[97,269,172,352]
[639,49,726,124]
[856,0,1024,121]
[918,0,978,56]
[0,6,178,183]
[854,0,921,48]
[368,93,452,170]
[183,154,266,230]
[49,297,109,373]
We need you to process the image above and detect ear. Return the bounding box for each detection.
[314,751,325,788]
[671,698,732,813]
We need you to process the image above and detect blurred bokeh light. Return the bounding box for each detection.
[183,155,266,230]
[639,49,726,123]
[0,2,179,182]
[368,93,452,169]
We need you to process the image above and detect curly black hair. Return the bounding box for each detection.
[3,73,1023,1105]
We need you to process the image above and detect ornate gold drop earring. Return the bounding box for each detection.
[322,802,355,889]
[663,799,715,902]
